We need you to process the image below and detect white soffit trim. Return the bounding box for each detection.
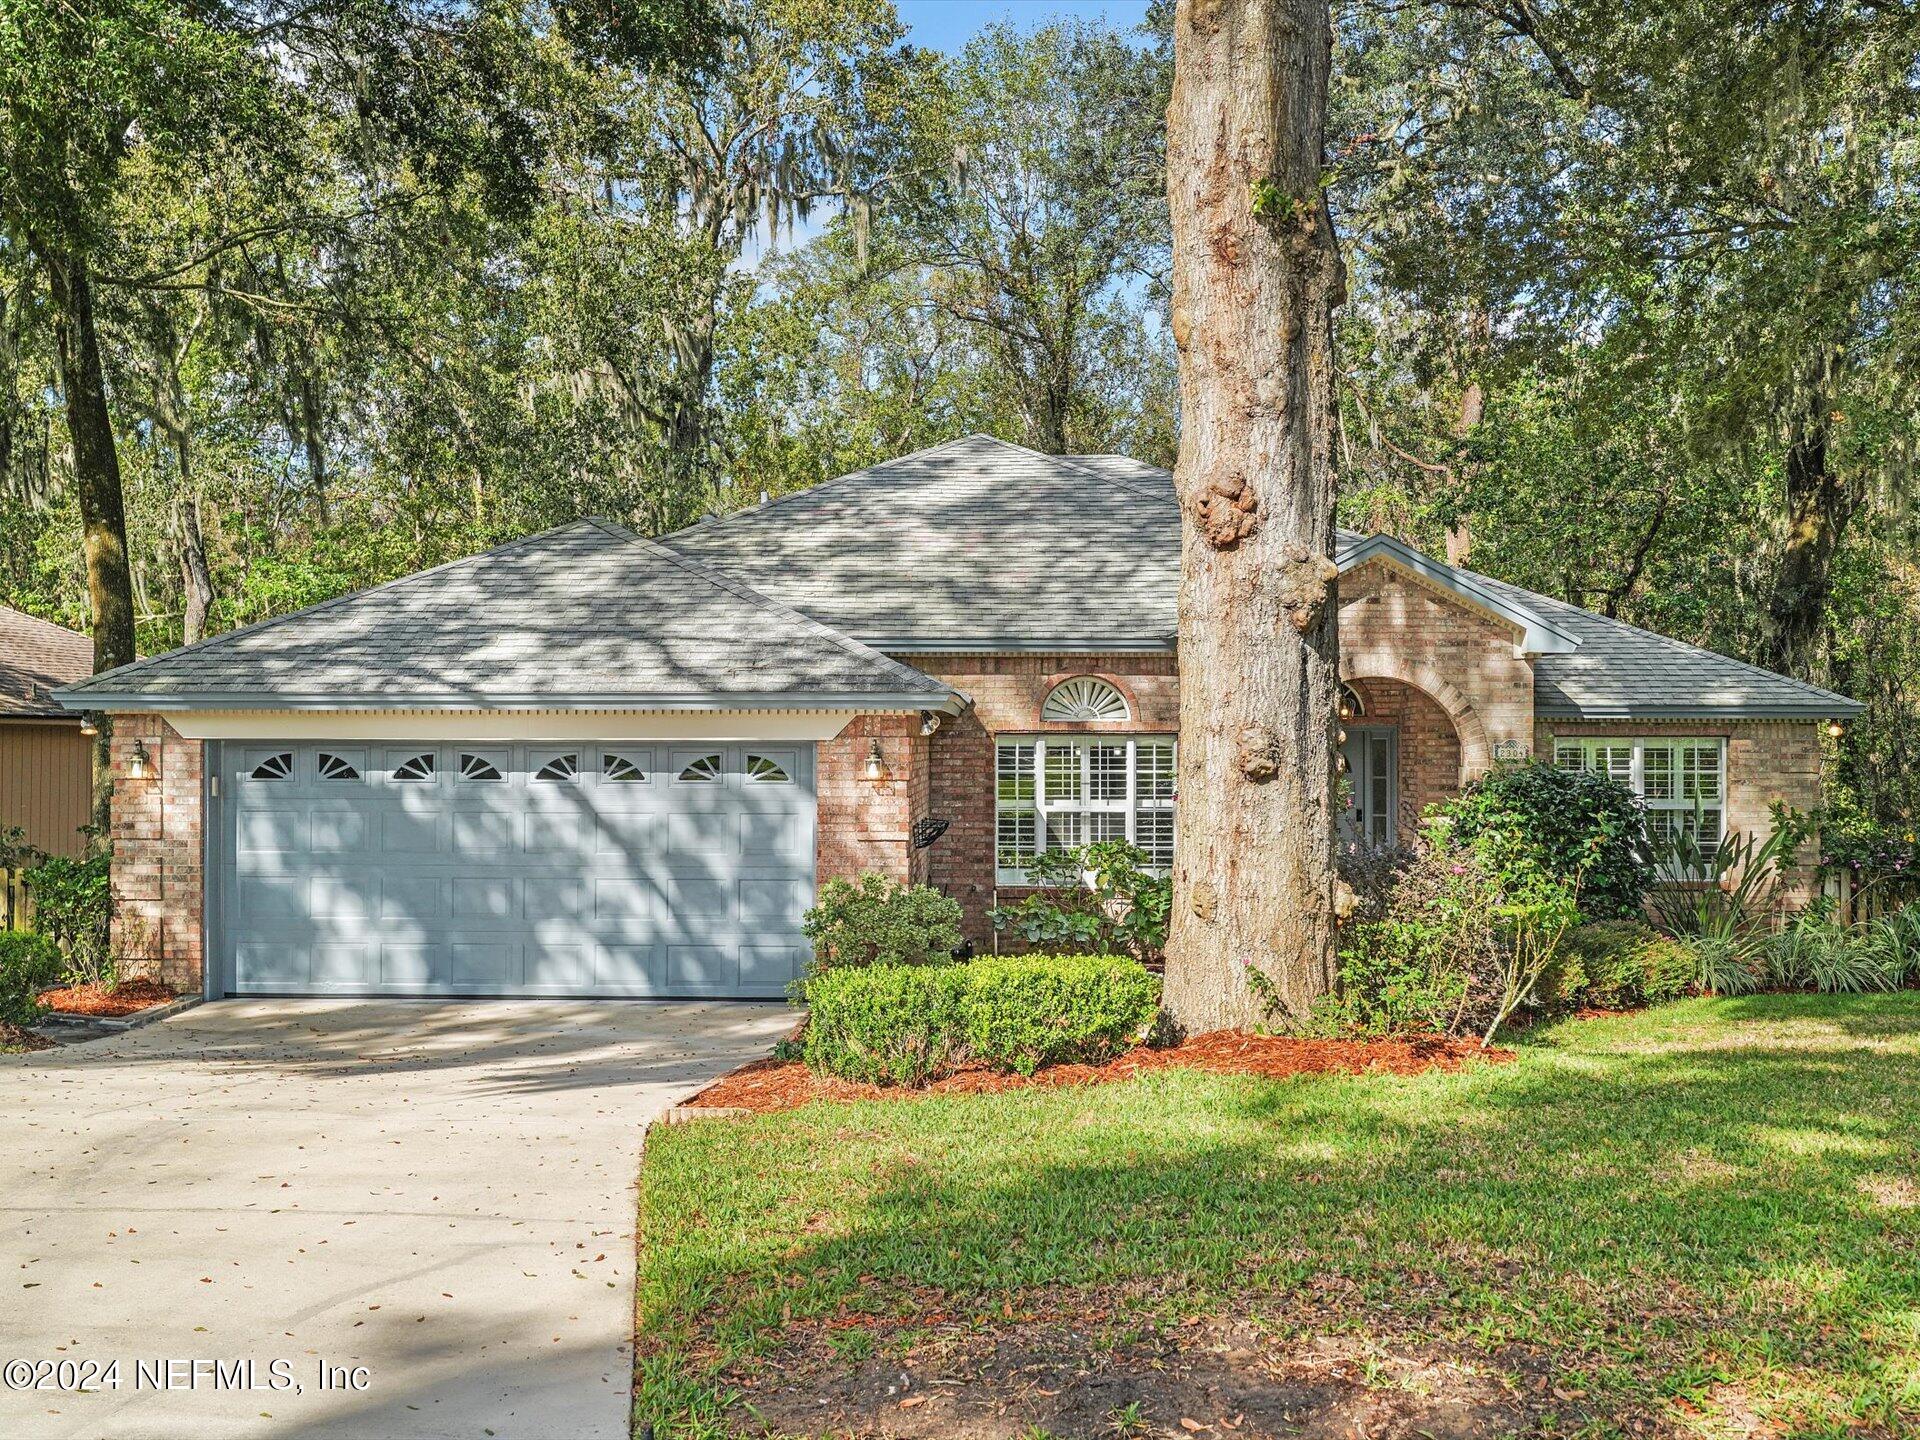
[162,710,890,742]
[1338,534,1582,657]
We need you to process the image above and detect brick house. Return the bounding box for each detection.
[57,437,1859,998]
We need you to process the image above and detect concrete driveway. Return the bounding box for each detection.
[0,998,788,1440]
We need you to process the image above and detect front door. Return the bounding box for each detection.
[1340,727,1397,847]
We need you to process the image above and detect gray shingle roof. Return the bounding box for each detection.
[669,435,1860,720]
[666,434,1187,648]
[59,521,953,709]
[0,605,91,719]
[1469,573,1862,718]
[57,436,1858,722]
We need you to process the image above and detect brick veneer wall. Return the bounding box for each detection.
[1537,718,1826,907]
[109,715,205,991]
[907,654,1180,945]
[1347,676,1462,842]
[1339,558,1535,772]
[815,714,929,887]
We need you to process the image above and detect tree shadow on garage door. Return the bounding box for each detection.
[220,739,812,1004]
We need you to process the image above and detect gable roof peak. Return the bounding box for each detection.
[1339,532,1581,657]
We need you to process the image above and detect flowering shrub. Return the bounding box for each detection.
[1321,825,1578,1041]
[1819,812,1920,882]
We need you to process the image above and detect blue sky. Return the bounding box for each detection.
[897,0,1152,52]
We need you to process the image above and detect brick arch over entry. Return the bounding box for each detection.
[1341,657,1492,782]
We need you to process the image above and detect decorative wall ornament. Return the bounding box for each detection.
[1041,676,1130,723]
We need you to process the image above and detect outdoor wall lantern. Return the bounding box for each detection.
[863,739,890,782]
[1826,720,1847,739]
[128,738,152,779]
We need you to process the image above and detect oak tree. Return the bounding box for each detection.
[1161,0,1345,1029]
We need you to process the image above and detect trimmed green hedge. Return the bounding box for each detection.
[802,965,968,1086]
[961,955,1162,1075]
[1557,921,1695,1009]
[803,953,1161,1086]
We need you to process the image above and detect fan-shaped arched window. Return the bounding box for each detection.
[458,752,504,782]
[316,751,361,782]
[677,753,722,783]
[746,753,792,784]
[532,752,580,783]
[249,752,295,781]
[392,752,436,782]
[1041,676,1130,724]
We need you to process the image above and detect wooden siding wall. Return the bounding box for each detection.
[0,722,92,858]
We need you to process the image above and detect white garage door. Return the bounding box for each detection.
[216,742,815,997]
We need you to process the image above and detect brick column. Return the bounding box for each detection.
[815,715,929,886]
[108,716,205,992]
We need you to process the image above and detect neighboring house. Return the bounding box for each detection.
[56,436,1861,999]
[1,605,94,862]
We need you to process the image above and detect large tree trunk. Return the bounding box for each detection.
[178,494,213,645]
[1160,0,1344,1031]
[152,331,216,646]
[47,252,136,838]
[1760,388,1858,679]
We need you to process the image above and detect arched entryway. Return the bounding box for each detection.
[1341,673,1478,844]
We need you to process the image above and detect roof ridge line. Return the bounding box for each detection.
[1000,438,1181,506]
[587,520,951,696]
[656,434,992,541]
[68,522,603,690]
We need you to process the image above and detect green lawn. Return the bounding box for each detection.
[637,995,1920,1438]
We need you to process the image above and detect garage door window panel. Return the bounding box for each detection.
[746,752,794,784]
[459,751,506,782]
[249,751,296,781]
[316,750,363,782]
[390,751,438,783]
[600,750,652,784]
[532,751,581,783]
[675,752,724,784]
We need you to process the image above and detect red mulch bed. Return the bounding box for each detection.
[38,978,178,1017]
[687,1030,1512,1114]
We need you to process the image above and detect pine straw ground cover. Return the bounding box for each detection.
[635,995,1920,1440]
[0,1020,53,1052]
[37,977,177,1016]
